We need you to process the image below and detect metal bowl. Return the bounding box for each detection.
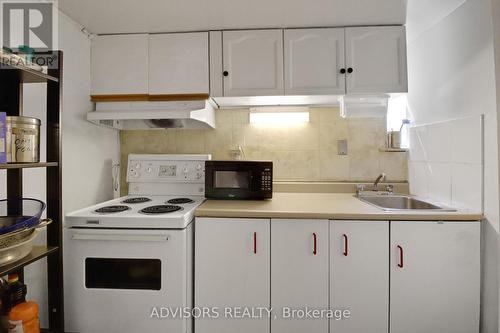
[0,218,51,249]
[0,218,52,266]
[0,230,38,266]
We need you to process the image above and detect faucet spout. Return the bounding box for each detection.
[373,173,386,191]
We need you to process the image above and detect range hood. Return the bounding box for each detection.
[87,100,216,130]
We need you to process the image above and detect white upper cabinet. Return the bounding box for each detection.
[148,32,209,95]
[91,26,408,98]
[284,28,345,95]
[271,219,329,333]
[223,30,284,96]
[91,34,149,95]
[330,220,389,333]
[345,26,408,93]
[390,221,480,333]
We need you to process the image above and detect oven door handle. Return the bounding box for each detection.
[71,233,170,242]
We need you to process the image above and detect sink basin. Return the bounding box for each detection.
[357,194,456,211]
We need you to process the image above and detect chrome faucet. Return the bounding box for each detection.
[373,173,386,191]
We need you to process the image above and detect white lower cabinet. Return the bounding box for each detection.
[195,217,271,333]
[271,219,329,333]
[331,220,389,333]
[195,218,480,333]
[390,221,480,333]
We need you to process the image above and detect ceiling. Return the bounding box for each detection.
[58,0,407,35]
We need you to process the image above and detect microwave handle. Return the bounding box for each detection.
[72,233,169,242]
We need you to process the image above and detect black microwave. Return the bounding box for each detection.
[205,161,273,200]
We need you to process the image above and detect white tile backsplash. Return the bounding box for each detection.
[427,121,452,162]
[451,117,483,164]
[408,115,483,212]
[408,126,428,162]
[451,163,483,210]
[409,161,429,198]
[427,162,452,205]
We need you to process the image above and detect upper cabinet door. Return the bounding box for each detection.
[271,219,329,333]
[345,26,408,94]
[91,34,149,95]
[390,221,480,333]
[284,28,345,95]
[223,30,284,96]
[149,32,209,95]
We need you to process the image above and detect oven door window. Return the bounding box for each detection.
[85,258,161,290]
[214,171,250,189]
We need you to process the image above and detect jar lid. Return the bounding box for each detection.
[6,116,41,126]
[7,273,18,283]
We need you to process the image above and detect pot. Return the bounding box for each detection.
[6,116,40,163]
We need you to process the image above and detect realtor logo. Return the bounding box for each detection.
[1,0,58,52]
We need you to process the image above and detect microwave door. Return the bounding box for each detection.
[214,170,251,189]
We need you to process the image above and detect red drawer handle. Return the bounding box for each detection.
[253,232,257,254]
[342,234,348,256]
[397,245,404,268]
[313,233,317,255]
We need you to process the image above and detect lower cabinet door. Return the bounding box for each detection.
[271,219,329,333]
[195,217,271,333]
[331,220,389,333]
[390,221,480,333]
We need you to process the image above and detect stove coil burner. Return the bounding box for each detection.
[139,205,182,215]
[167,198,194,204]
[122,197,152,204]
[94,205,131,214]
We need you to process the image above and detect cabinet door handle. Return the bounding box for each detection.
[347,67,354,73]
[339,68,346,74]
[223,71,229,77]
[397,245,404,268]
[313,233,317,255]
[342,234,348,256]
[253,232,257,254]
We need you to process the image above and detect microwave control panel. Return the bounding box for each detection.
[127,160,205,182]
[260,168,272,191]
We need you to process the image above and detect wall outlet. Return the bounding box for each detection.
[337,139,348,155]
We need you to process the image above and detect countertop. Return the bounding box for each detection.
[195,192,483,221]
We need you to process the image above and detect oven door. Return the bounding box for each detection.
[64,227,191,333]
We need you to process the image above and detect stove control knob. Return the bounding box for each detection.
[147,167,152,173]
[134,172,140,178]
[183,167,189,174]
[196,164,202,171]
[135,163,141,170]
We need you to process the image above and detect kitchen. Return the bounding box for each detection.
[0,0,496,332]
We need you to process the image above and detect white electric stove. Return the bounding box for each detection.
[64,154,210,333]
[65,194,205,229]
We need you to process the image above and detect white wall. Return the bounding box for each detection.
[0,12,119,327]
[406,0,499,331]
[488,0,500,328]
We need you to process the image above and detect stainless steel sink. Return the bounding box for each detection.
[357,194,456,211]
